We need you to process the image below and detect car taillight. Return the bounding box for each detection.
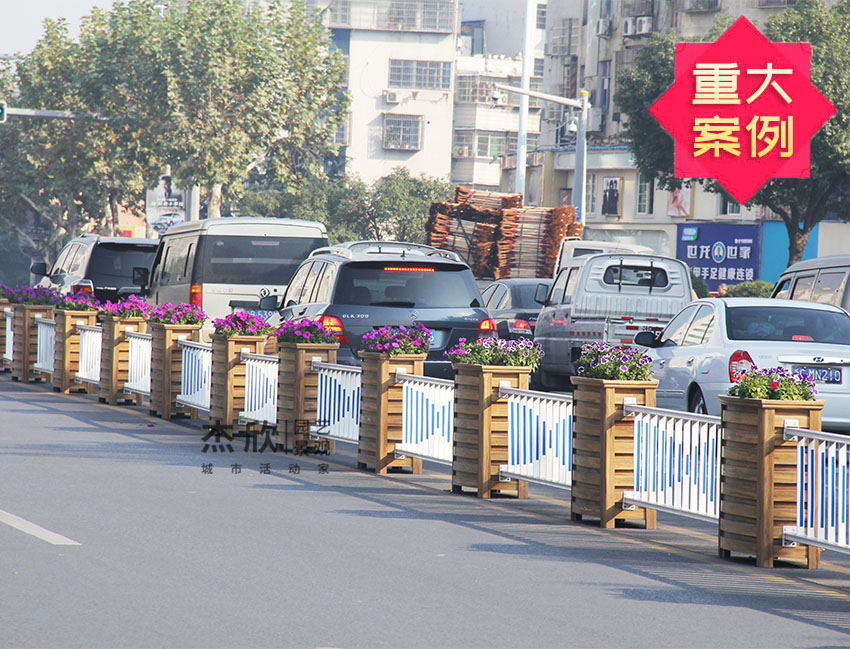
[729,350,755,382]
[507,319,531,334]
[320,315,349,345]
[478,318,497,340]
[72,280,93,295]
[190,284,202,309]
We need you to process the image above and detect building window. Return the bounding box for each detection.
[334,115,350,147]
[636,173,654,214]
[536,3,547,29]
[389,60,451,90]
[456,76,490,103]
[477,131,507,158]
[720,195,741,215]
[383,114,422,150]
[586,173,596,214]
[534,58,545,77]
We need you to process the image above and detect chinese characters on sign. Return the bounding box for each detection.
[676,224,761,292]
[650,17,835,204]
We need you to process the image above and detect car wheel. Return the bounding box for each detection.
[688,387,708,415]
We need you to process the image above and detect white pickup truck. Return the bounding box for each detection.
[532,252,694,391]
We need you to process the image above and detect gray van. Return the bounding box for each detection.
[771,255,850,309]
[136,217,328,330]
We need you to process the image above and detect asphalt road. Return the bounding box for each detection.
[2,375,850,649]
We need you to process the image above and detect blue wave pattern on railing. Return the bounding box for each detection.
[399,380,454,463]
[244,360,277,416]
[632,412,719,519]
[796,436,850,547]
[317,368,361,441]
[503,393,573,487]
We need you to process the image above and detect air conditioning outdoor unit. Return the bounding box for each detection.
[636,16,653,34]
[384,90,401,104]
[453,146,470,158]
[595,18,611,37]
[623,17,636,36]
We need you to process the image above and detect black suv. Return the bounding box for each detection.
[264,241,495,378]
[31,233,158,303]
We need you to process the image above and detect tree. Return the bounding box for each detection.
[615,1,850,267]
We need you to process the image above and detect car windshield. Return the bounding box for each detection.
[194,235,326,284]
[88,244,157,285]
[334,262,482,308]
[726,305,850,345]
[514,283,551,309]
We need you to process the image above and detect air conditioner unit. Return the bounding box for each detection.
[636,16,653,34]
[384,90,401,104]
[587,107,604,132]
[623,17,636,36]
[453,146,470,158]
[595,18,611,37]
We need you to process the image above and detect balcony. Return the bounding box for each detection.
[548,18,578,57]
[306,0,456,33]
[680,0,720,11]
[759,0,797,6]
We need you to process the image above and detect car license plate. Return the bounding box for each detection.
[246,309,275,321]
[428,330,437,349]
[792,366,842,384]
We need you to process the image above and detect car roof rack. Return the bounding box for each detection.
[308,246,354,260]
[312,240,463,262]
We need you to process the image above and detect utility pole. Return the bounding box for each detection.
[514,0,536,198]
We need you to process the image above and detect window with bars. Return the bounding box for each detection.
[536,3,547,29]
[477,132,507,158]
[456,76,490,103]
[534,58,545,77]
[383,114,422,150]
[636,173,654,214]
[389,60,451,89]
[454,131,473,149]
[334,116,350,147]
[720,195,741,215]
[586,173,596,214]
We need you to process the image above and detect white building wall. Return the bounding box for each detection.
[460,0,547,57]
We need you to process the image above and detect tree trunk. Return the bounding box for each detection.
[783,210,811,267]
[207,183,223,219]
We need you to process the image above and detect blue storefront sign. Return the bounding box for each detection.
[676,223,761,292]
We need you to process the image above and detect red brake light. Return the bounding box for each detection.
[71,281,93,295]
[478,318,497,340]
[190,284,202,309]
[320,315,349,345]
[729,350,755,382]
[383,266,435,272]
[507,319,530,334]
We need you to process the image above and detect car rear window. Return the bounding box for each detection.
[88,244,157,286]
[602,264,668,288]
[726,306,850,344]
[515,283,551,309]
[194,235,326,284]
[334,262,482,308]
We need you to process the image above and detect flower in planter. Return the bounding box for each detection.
[148,302,207,325]
[574,341,652,380]
[727,366,817,401]
[54,293,101,311]
[274,318,338,344]
[101,295,151,318]
[212,311,274,338]
[359,322,431,357]
[444,336,544,370]
[8,285,62,306]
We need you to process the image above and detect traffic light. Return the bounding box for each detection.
[0,101,6,124]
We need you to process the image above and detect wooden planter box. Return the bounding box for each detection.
[52,310,99,393]
[452,364,531,499]
[210,334,267,431]
[99,315,147,405]
[570,376,658,528]
[11,304,53,383]
[276,341,339,453]
[149,322,202,419]
[717,395,824,569]
[358,352,425,474]
[0,298,9,372]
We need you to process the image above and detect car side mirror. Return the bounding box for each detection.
[634,331,658,347]
[534,283,549,305]
[258,295,279,311]
[132,267,150,288]
[30,261,48,277]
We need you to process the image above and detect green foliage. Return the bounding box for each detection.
[728,367,816,400]
[691,273,710,298]
[444,336,544,370]
[574,342,653,381]
[725,280,774,297]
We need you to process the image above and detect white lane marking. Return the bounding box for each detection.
[0,509,81,546]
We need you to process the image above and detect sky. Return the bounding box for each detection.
[1,0,114,56]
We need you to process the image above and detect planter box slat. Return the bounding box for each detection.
[99,316,146,405]
[11,305,52,383]
[210,334,267,431]
[53,310,97,393]
[150,323,201,419]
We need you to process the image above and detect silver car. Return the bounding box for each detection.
[634,297,850,431]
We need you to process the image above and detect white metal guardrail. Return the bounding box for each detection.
[123,332,152,397]
[75,324,103,385]
[623,404,722,523]
[312,359,361,443]
[3,307,13,364]
[498,385,573,489]
[176,340,212,413]
[238,351,279,426]
[34,317,56,375]
[783,425,850,556]
[393,369,454,465]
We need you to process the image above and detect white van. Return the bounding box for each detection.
[137,217,328,329]
[554,237,654,277]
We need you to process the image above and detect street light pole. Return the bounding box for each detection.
[494,84,591,223]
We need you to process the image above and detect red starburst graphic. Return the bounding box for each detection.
[649,17,835,204]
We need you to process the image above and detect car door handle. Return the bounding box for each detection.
[657,359,666,367]
[686,357,695,366]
